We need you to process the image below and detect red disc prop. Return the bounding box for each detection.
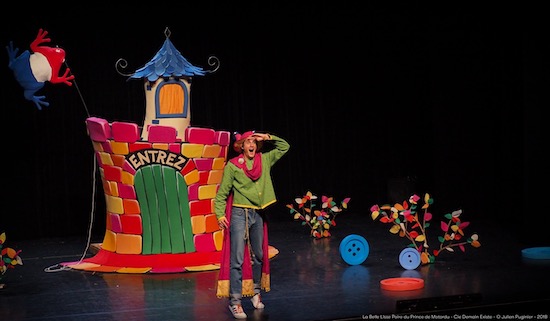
[380,277,424,291]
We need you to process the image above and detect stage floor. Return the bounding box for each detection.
[1,211,549,321]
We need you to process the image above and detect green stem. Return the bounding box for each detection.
[392,221,420,251]
[440,240,470,252]
[438,218,454,251]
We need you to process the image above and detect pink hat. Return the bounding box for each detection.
[233,131,263,152]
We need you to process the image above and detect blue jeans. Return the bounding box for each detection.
[229,207,264,305]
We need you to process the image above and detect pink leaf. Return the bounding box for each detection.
[424,212,432,221]
[440,221,449,232]
[459,244,465,252]
[459,221,470,229]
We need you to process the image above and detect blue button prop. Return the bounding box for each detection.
[339,234,369,265]
[399,248,421,270]
[521,247,550,260]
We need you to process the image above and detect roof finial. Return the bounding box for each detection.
[164,27,171,39]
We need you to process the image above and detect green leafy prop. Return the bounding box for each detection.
[0,232,23,285]
[287,191,351,238]
[370,193,481,264]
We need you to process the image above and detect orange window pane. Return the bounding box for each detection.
[159,84,184,114]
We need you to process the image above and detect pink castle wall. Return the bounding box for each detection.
[64,117,231,273]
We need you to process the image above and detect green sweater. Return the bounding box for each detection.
[214,134,290,219]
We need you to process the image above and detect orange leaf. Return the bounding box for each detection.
[421,252,430,263]
[5,247,17,257]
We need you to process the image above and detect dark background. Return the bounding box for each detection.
[1,4,547,245]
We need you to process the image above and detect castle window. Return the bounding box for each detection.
[155,80,188,118]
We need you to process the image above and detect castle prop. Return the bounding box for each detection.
[62,30,277,273]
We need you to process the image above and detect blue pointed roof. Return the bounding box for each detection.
[129,37,206,82]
